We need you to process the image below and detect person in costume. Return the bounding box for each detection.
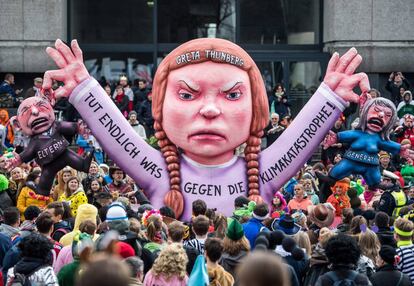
[58,176,88,217]
[42,38,370,220]
[17,170,52,221]
[3,96,94,196]
[270,191,288,219]
[324,97,414,189]
[326,178,351,217]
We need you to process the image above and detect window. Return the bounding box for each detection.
[239,0,320,45]
[70,0,154,43]
[84,52,154,82]
[158,0,235,43]
[289,61,321,115]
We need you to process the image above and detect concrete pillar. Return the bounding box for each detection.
[0,0,67,72]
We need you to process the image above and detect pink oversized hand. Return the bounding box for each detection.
[42,39,90,99]
[323,48,370,103]
[322,131,337,150]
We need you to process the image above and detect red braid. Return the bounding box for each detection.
[244,131,264,203]
[154,121,183,218]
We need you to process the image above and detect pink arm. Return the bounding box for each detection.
[259,83,346,201]
[69,78,169,192]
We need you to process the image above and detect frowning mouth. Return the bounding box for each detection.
[368,118,384,128]
[30,117,49,130]
[189,131,226,141]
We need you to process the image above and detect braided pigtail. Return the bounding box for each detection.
[244,131,264,203]
[154,121,183,218]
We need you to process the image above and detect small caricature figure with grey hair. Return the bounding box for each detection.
[323,95,414,187]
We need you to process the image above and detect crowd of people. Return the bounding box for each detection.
[0,69,412,286]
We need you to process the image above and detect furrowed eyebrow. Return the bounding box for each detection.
[178,80,199,92]
[221,81,243,93]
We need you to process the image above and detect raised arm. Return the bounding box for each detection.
[42,39,168,195]
[260,48,370,201]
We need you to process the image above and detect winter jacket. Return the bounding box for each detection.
[17,183,52,220]
[395,124,414,146]
[52,220,73,242]
[385,79,410,105]
[376,227,397,248]
[6,257,58,286]
[0,191,12,213]
[59,204,98,246]
[136,99,153,127]
[207,264,234,286]
[183,245,199,275]
[143,270,188,286]
[242,218,267,248]
[356,255,376,278]
[304,244,330,286]
[360,190,383,210]
[307,191,320,206]
[220,250,248,278]
[2,244,21,284]
[315,266,372,286]
[130,122,147,140]
[276,245,309,283]
[370,264,411,286]
[57,260,80,286]
[0,224,19,240]
[0,233,11,268]
[53,245,73,274]
[59,189,88,217]
[0,81,16,98]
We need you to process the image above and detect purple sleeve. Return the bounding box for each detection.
[68,78,168,195]
[259,83,347,201]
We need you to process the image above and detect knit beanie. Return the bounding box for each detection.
[379,245,397,265]
[116,241,135,258]
[226,219,244,241]
[106,202,128,222]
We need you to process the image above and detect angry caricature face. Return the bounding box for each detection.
[16,97,55,136]
[366,104,393,133]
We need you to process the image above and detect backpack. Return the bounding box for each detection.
[9,265,43,286]
[325,271,358,286]
[51,227,70,239]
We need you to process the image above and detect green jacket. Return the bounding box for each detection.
[57,260,80,286]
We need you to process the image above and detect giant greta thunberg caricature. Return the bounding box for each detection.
[5,95,94,196]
